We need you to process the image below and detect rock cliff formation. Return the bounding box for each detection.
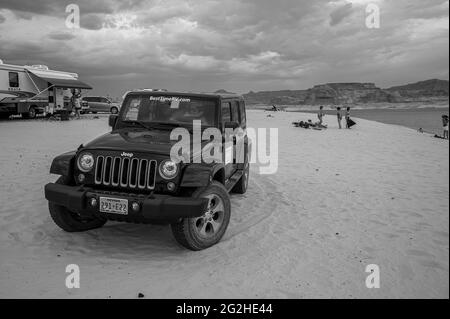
[243,79,449,105]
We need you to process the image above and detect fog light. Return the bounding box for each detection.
[90,198,97,207]
[78,173,85,183]
[132,202,140,212]
[167,182,176,191]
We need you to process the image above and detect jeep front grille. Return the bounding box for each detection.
[94,156,157,190]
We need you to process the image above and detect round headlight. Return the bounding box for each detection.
[159,160,178,179]
[77,153,94,172]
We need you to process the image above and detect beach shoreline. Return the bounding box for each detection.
[260,106,450,135]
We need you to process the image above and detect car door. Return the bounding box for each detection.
[231,100,246,170]
[238,100,249,168]
[86,97,99,112]
[99,97,110,112]
[221,101,234,179]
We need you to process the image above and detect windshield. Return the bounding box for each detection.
[120,95,217,127]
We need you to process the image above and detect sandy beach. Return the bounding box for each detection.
[0,110,448,298]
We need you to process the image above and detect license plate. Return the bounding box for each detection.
[99,197,128,215]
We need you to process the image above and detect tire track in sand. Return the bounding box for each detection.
[224,168,287,240]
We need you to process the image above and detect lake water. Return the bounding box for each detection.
[295,107,449,134]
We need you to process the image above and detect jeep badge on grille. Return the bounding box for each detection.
[121,152,134,158]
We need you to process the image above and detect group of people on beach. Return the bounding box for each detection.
[318,105,354,129]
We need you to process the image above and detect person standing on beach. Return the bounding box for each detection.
[443,115,449,139]
[345,106,351,129]
[72,89,81,119]
[336,107,342,129]
[318,105,325,125]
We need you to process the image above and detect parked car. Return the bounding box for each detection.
[44,91,250,250]
[81,96,120,114]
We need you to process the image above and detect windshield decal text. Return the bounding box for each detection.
[149,96,191,103]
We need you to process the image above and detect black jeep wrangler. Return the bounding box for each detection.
[44,91,250,250]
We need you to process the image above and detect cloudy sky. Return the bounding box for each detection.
[0,0,448,96]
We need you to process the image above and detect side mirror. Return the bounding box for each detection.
[224,121,239,130]
[109,114,118,128]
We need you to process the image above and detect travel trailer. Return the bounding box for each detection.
[0,59,92,119]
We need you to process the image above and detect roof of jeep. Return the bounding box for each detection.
[125,90,243,100]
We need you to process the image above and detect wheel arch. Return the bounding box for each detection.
[180,163,225,187]
[50,151,76,178]
[211,166,225,185]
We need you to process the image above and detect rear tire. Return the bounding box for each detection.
[22,106,37,119]
[49,176,107,232]
[171,181,231,250]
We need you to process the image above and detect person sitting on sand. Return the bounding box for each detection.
[336,107,342,129]
[443,115,449,139]
[318,106,325,125]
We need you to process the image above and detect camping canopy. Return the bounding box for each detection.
[26,68,92,90]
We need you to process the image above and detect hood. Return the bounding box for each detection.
[83,129,210,158]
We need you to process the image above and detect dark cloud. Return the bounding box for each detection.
[81,13,105,30]
[191,0,317,33]
[12,11,33,20]
[47,32,76,41]
[0,0,115,17]
[0,42,57,66]
[135,3,192,26]
[116,0,149,11]
[0,13,5,23]
[0,0,57,15]
[329,2,353,26]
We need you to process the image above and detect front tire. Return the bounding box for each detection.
[110,107,118,114]
[49,176,107,232]
[171,181,231,250]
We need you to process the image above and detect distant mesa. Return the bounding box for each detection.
[243,79,449,105]
[385,79,449,98]
[214,89,235,94]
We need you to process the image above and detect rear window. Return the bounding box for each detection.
[121,95,217,126]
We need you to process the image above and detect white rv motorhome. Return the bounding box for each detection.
[0,59,92,119]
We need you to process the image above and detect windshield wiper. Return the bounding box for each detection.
[150,122,189,130]
[121,120,153,130]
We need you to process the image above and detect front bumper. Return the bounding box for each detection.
[44,183,208,223]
